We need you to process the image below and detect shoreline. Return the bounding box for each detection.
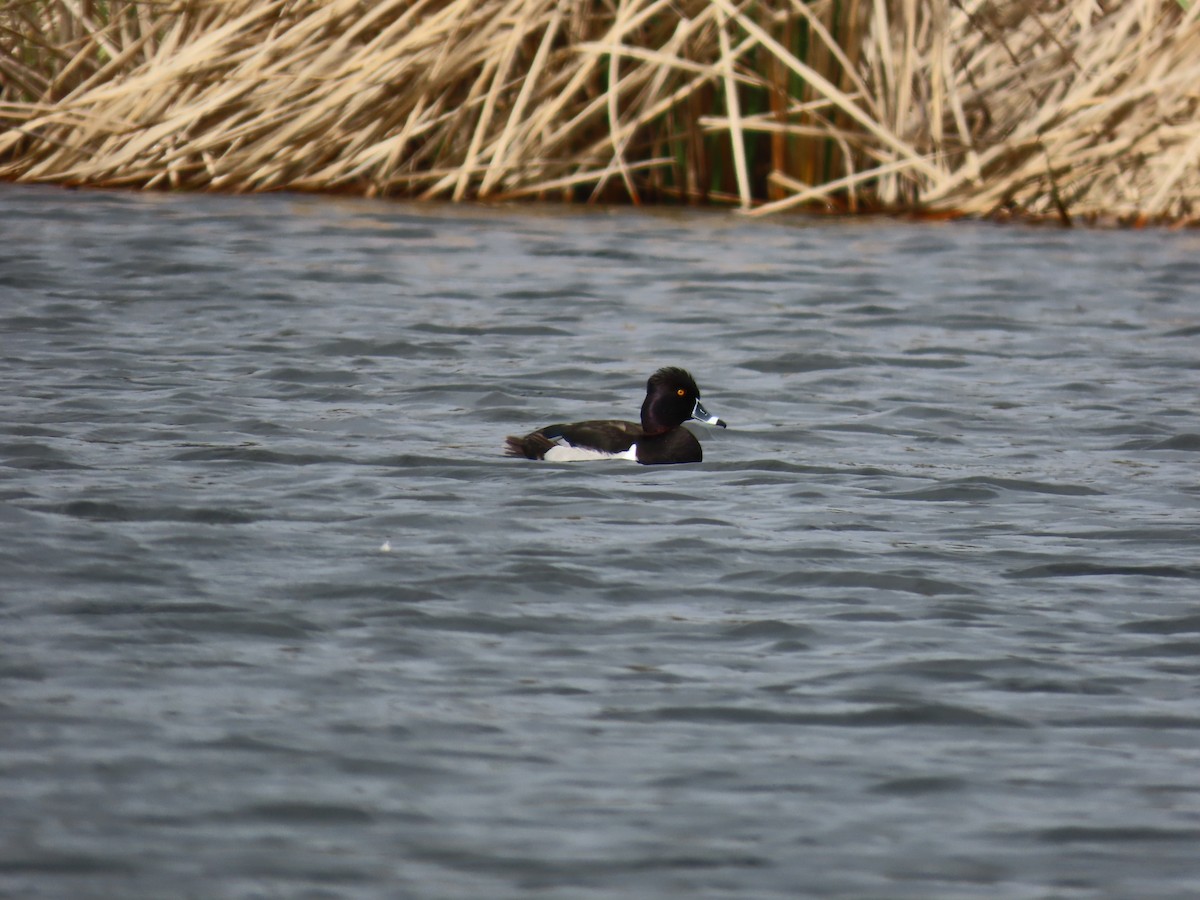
[6,178,1196,231]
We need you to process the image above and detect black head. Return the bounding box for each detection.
[640,367,725,433]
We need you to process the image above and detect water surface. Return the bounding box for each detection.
[2,184,1200,899]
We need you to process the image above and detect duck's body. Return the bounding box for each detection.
[505,367,725,465]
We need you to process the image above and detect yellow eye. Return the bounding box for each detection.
[677,389,686,397]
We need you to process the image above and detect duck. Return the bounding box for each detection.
[504,367,726,465]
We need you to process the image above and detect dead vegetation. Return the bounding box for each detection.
[1,0,1197,223]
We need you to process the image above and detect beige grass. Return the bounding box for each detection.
[1,0,1197,223]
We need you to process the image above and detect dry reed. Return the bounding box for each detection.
[1,0,1197,223]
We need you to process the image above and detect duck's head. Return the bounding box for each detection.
[641,367,727,433]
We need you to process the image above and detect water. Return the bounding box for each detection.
[2,183,1199,899]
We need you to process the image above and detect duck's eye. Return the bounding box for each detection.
[677,389,686,397]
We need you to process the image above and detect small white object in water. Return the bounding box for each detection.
[379,540,392,553]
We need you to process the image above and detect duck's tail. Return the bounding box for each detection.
[504,433,556,459]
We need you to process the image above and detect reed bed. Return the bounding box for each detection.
[2,0,1198,223]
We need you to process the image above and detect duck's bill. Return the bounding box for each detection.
[691,399,727,428]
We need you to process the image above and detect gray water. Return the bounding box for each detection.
[2,183,1199,899]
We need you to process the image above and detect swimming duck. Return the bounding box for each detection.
[504,367,726,465]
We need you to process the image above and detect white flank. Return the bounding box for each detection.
[544,442,638,462]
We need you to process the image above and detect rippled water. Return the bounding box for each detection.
[2,183,1199,899]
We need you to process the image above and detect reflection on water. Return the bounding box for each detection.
[2,184,1200,899]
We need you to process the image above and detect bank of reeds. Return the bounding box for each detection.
[2,0,1198,223]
